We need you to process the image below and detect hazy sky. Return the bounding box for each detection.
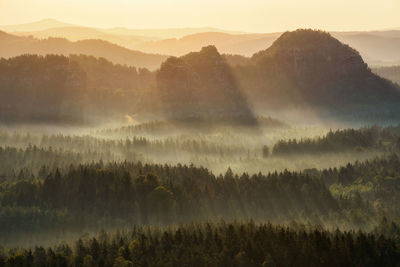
[1,0,399,32]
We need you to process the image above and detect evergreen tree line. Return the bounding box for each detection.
[0,145,140,183]
[1,141,400,245]
[0,160,345,244]
[271,126,400,156]
[321,153,400,220]
[0,130,247,162]
[1,221,399,267]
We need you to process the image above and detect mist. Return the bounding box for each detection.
[1,10,400,266]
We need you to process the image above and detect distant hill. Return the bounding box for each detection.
[373,66,400,85]
[103,27,243,39]
[0,19,73,32]
[0,31,168,70]
[12,26,157,49]
[332,32,400,67]
[5,25,247,54]
[235,29,400,117]
[3,20,400,66]
[134,32,280,56]
[0,52,259,125]
[0,19,242,39]
[133,31,400,66]
[157,46,257,124]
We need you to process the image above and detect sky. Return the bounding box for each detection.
[1,0,399,32]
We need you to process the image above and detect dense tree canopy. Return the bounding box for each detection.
[272,126,400,155]
[0,55,155,124]
[1,222,399,267]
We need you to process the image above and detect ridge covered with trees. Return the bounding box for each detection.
[157,46,257,124]
[0,159,340,244]
[2,145,400,244]
[271,126,400,155]
[2,30,400,125]
[0,54,156,124]
[235,30,400,115]
[0,31,168,70]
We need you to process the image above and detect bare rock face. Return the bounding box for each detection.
[157,46,258,125]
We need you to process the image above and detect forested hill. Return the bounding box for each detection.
[2,30,400,125]
[235,29,400,114]
[0,31,168,70]
[0,54,156,124]
[156,30,400,122]
[2,147,400,245]
[157,46,258,124]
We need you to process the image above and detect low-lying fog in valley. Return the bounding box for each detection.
[0,120,385,176]
[1,6,400,265]
[2,111,399,248]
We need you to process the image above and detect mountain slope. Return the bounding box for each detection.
[0,54,157,124]
[0,31,168,70]
[373,66,400,85]
[0,54,85,123]
[236,29,400,115]
[157,46,257,124]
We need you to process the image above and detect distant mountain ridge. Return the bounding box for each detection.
[3,19,400,66]
[0,19,73,32]
[130,30,400,67]
[0,31,168,70]
[103,27,244,39]
[136,31,400,66]
[134,32,280,57]
[12,26,157,46]
[0,19,243,39]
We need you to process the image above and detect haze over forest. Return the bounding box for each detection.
[1,0,400,266]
